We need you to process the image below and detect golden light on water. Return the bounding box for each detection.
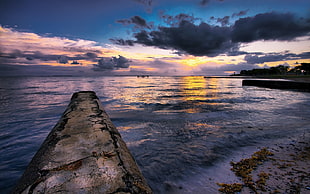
[181,76,207,101]
[180,76,219,113]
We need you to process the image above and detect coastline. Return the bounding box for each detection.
[156,134,310,194]
[253,136,310,193]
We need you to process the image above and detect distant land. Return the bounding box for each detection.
[234,63,310,77]
[233,63,310,83]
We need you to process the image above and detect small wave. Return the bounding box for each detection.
[23,91,63,95]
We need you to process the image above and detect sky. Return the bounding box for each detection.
[0,0,310,76]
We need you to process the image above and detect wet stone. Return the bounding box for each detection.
[12,91,152,194]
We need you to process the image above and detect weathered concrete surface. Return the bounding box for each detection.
[12,91,152,194]
[242,80,310,92]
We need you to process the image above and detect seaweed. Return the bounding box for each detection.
[216,183,243,194]
[217,148,273,194]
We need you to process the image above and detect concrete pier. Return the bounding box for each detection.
[13,91,152,194]
[242,79,310,92]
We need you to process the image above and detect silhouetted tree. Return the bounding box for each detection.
[289,63,310,75]
[239,65,289,76]
[299,63,310,75]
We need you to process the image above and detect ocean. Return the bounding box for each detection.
[0,76,309,193]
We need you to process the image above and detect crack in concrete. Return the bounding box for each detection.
[93,99,146,193]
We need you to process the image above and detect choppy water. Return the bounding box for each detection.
[0,76,309,193]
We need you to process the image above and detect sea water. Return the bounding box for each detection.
[0,76,309,193]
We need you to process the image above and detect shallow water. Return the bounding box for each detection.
[0,76,309,193]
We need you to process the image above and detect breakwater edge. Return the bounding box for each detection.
[12,91,151,193]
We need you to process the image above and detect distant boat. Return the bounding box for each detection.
[137,75,149,78]
[71,60,79,65]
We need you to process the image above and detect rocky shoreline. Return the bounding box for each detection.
[218,134,310,194]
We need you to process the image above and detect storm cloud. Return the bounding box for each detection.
[93,55,130,70]
[232,10,249,18]
[113,12,310,57]
[232,12,310,42]
[159,12,200,27]
[1,50,59,62]
[113,20,234,57]
[0,49,100,65]
[216,16,230,26]
[245,51,310,64]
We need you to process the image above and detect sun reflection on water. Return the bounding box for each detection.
[181,76,207,101]
[179,76,220,113]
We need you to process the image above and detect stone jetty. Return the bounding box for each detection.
[242,79,310,92]
[12,91,152,194]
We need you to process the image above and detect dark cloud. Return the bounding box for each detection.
[159,12,200,27]
[297,51,310,59]
[115,21,234,56]
[58,55,68,64]
[232,12,310,42]
[245,51,310,64]
[0,63,91,77]
[226,50,248,56]
[113,55,130,68]
[95,58,115,70]
[2,50,59,62]
[84,52,98,59]
[113,12,310,57]
[73,52,99,62]
[110,39,135,46]
[93,55,130,71]
[245,53,286,64]
[0,50,101,64]
[232,10,249,18]
[1,49,22,59]
[63,47,102,54]
[117,16,151,29]
[131,16,148,27]
[216,16,230,26]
